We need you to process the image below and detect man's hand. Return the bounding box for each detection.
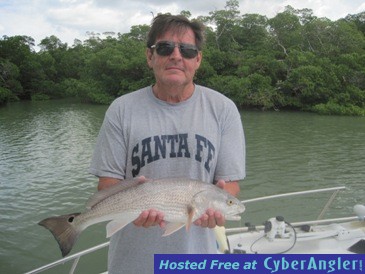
[193,208,225,228]
[133,209,166,229]
[194,179,227,228]
[132,177,166,228]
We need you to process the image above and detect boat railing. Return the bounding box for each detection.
[26,186,347,274]
[241,186,346,205]
[226,185,348,234]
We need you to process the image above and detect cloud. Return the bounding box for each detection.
[354,1,365,15]
[0,0,363,49]
[47,2,124,30]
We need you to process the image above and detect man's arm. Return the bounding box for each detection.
[220,180,240,197]
[97,177,121,191]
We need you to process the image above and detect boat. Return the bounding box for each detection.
[220,186,365,255]
[26,186,365,274]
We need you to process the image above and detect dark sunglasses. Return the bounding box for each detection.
[150,41,199,59]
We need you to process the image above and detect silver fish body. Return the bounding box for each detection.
[39,178,245,257]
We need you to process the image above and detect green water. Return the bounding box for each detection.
[0,100,364,273]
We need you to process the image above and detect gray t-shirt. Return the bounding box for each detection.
[89,85,245,273]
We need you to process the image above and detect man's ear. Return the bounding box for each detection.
[146,48,153,68]
[195,51,203,69]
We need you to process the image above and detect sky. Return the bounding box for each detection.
[0,0,364,48]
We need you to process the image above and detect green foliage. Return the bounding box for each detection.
[0,1,364,116]
[245,73,280,110]
[0,86,12,104]
[31,93,50,101]
[0,58,23,100]
[61,78,113,104]
[284,65,330,105]
[311,101,365,116]
[207,75,249,106]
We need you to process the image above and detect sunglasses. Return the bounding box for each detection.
[150,41,199,59]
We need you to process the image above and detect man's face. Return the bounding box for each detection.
[146,28,202,90]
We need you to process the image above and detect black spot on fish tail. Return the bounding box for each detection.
[38,213,82,257]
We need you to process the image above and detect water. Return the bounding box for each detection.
[0,100,364,273]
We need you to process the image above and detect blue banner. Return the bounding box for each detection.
[154,254,364,274]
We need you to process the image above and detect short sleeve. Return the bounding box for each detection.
[89,100,127,179]
[214,102,246,182]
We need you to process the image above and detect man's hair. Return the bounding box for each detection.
[147,14,205,50]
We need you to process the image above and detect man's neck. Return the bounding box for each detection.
[152,83,195,103]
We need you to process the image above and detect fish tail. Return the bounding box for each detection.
[38,213,82,257]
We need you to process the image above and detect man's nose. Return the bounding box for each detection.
[169,45,182,59]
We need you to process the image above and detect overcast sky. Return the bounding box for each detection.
[1,0,364,48]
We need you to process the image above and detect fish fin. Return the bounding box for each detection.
[106,219,131,238]
[38,213,82,257]
[86,178,148,209]
[186,205,195,232]
[162,223,185,236]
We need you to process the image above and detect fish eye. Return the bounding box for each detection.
[227,200,234,206]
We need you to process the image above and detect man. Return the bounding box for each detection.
[89,14,245,273]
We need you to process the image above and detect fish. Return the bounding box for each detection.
[38,177,245,257]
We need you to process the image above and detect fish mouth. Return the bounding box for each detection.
[225,215,241,221]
